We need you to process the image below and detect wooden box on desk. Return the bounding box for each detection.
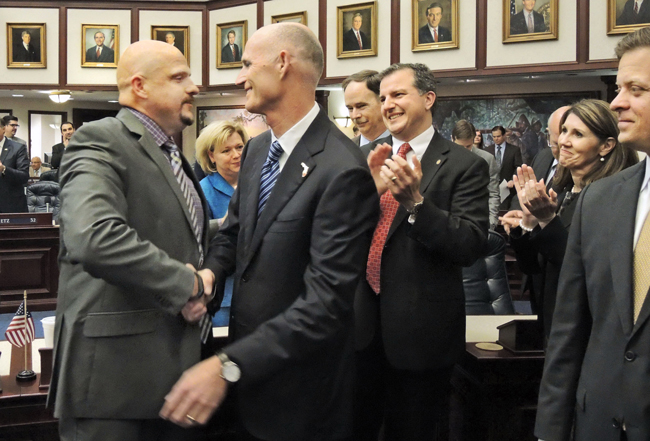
[497,319,544,353]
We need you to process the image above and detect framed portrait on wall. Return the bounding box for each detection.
[412,0,458,52]
[197,105,269,138]
[608,0,650,34]
[81,24,119,67]
[502,0,558,44]
[271,11,308,25]
[152,26,189,63]
[337,2,377,59]
[217,21,247,69]
[7,23,46,68]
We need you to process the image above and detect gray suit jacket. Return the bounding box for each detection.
[49,108,210,420]
[0,137,29,213]
[205,108,379,441]
[535,160,650,441]
[472,146,500,228]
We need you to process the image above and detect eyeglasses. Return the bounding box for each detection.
[9,124,19,128]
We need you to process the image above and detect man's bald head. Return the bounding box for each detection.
[547,105,570,158]
[251,23,323,87]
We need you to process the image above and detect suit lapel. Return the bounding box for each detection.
[117,109,199,243]
[245,111,327,265]
[609,163,645,336]
[240,131,271,256]
[386,131,448,241]
[0,139,13,163]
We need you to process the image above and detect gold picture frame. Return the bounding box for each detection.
[81,24,119,67]
[412,0,459,52]
[608,0,650,35]
[7,23,46,69]
[337,2,378,59]
[217,20,247,69]
[152,26,190,64]
[502,0,558,44]
[271,11,308,25]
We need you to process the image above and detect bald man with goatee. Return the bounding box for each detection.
[160,23,379,441]
[49,39,216,441]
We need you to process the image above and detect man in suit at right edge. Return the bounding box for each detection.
[535,26,650,441]
[354,63,489,440]
[486,125,523,209]
[160,23,379,441]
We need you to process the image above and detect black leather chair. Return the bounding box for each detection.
[26,180,61,222]
[463,230,515,315]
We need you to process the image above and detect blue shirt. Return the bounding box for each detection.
[200,172,234,220]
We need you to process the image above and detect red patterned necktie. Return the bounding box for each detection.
[232,46,236,59]
[366,143,412,294]
[356,32,363,50]
[96,47,100,59]
[434,28,438,42]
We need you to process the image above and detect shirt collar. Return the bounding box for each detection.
[391,125,435,160]
[360,129,390,146]
[127,107,175,147]
[641,157,650,194]
[272,102,320,157]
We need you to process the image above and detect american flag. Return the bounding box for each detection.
[4,302,35,348]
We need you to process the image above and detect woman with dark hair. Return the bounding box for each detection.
[473,129,485,150]
[501,99,639,340]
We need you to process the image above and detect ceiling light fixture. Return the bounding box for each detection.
[49,90,72,103]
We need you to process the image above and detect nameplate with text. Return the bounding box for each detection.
[0,213,53,227]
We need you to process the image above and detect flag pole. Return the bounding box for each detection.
[16,290,36,382]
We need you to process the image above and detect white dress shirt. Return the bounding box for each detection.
[272,102,320,172]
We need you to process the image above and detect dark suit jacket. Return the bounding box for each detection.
[342,28,371,51]
[48,108,210,420]
[355,132,489,371]
[204,108,379,441]
[0,137,29,213]
[510,10,547,34]
[13,43,38,62]
[485,142,523,209]
[85,45,115,63]
[418,25,451,43]
[617,0,650,25]
[221,43,241,63]
[535,160,650,441]
[51,142,65,169]
[510,187,575,340]
[510,146,555,211]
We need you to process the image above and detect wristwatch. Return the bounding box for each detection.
[188,271,204,301]
[217,352,241,383]
[407,199,424,224]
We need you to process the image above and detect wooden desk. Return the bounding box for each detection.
[449,342,545,441]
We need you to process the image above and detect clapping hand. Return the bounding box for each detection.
[367,143,392,195]
[513,165,558,229]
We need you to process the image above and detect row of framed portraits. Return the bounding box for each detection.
[5,0,648,69]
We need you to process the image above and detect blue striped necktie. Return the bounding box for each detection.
[162,140,211,343]
[258,140,284,216]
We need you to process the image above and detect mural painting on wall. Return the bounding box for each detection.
[337,2,377,59]
[271,11,307,25]
[411,0,459,52]
[608,0,650,34]
[217,21,247,69]
[81,24,119,68]
[503,0,558,43]
[152,26,189,65]
[197,106,270,139]
[7,23,46,68]
[434,92,597,165]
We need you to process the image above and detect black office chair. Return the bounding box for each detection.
[463,230,515,315]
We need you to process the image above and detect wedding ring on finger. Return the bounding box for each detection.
[391,176,397,182]
[186,414,198,424]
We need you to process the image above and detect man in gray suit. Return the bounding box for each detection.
[160,23,379,441]
[535,26,650,441]
[49,39,215,441]
[343,70,389,146]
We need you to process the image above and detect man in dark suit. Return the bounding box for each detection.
[510,0,546,34]
[49,39,215,441]
[221,30,241,63]
[342,13,371,51]
[343,70,388,146]
[0,117,29,213]
[85,31,115,63]
[2,115,27,147]
[160,23,379,441]
[617,0,650,25]
[486,125,523,209]
[50,121,75,169]
[535,27,650,441]
[354,63,489,440]
[13,30,38,62]
[418,2,452,43]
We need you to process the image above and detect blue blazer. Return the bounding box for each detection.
[200,172,234,220]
